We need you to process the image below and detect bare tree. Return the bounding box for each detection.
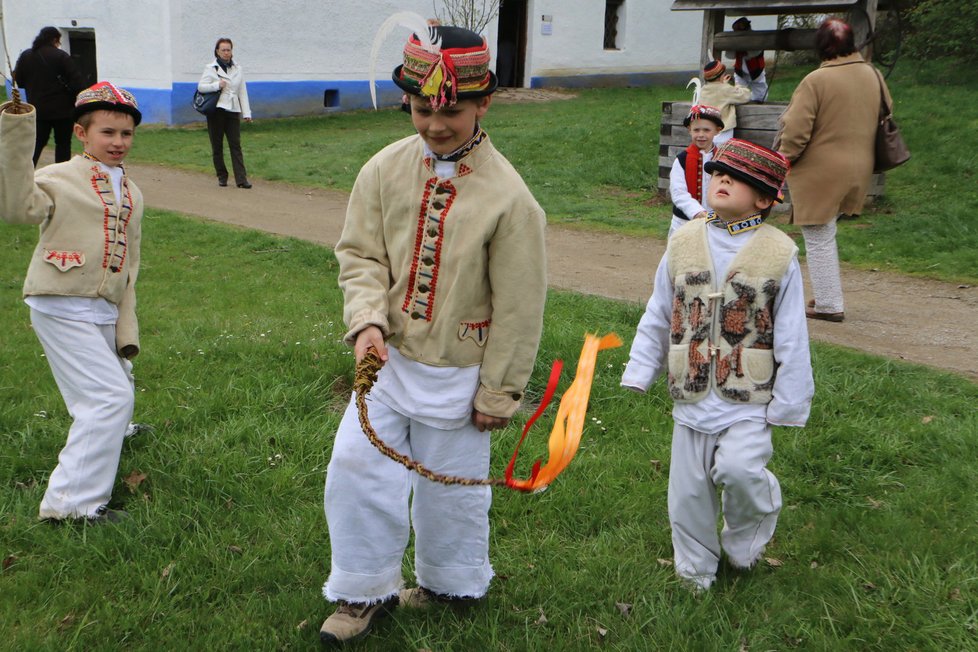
[432,0,500,34]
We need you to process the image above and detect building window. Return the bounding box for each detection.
[323,89,339,109]
[604,0,625,50]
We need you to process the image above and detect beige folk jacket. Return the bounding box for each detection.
[0,103,143,356]
[778,53,892,225]
[336,133,547,418]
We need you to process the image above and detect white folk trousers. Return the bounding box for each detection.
[802,217,844,313]
[323,395,493,604]
[668,420,781,590]
[30,310,135,519]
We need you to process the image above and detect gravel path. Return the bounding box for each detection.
[130,161,978,382]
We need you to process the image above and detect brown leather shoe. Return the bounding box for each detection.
[319,597,397,645]
[806,309,845,322]
[398,586,482,611]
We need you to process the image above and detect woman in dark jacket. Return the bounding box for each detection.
[13,26,87,165]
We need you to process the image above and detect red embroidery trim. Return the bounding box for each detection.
[425,182,455,319]
[89,165,133,272]
[90,167,112,269]
[45,250,84,266]
[402,178,437,314]
[684,144,703,203]
[114,178,134,270]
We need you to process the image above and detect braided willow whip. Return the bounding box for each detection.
[354,348,508,487]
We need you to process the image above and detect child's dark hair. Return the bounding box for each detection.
[214,37,233,58]
[815,18,856,61]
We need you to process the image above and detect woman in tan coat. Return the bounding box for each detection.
[778,18,894,322]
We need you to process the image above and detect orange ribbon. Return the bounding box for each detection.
[505,332,623,492]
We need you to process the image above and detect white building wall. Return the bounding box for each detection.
[523,1,776,86]
[4,0,173,88]
[170,0,432,83]
[5,0,777,123]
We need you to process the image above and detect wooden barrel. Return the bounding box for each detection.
[658,100,886,206]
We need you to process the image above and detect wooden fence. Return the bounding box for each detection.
[658,101,886,206]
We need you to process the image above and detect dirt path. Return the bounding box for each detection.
[130,161,978,382]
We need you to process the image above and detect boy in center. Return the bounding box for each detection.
[319,24,547,644]
[622,139,814,591]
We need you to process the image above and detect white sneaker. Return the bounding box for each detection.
[124,423,154,438]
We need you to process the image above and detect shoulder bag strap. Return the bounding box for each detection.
[868,64,891,119]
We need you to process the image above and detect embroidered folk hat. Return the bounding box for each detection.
[393,25,497,109]
[703,60,726,82]
[683,104,724,129]
[704,138,790,202]
[73,81,142,125]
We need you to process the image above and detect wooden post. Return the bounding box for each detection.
[852,0,878,60]
[700,9,725,65]
[713,29,817,52]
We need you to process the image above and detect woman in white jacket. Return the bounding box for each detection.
[197,38,252,188]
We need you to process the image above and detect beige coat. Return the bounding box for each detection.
[0,103,142,355]
[336,133,547,418]
[778,53,893,225]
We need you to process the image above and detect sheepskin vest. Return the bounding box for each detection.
[666,219,797,403]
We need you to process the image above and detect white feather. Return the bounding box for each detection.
[369,11,441,109]
[686,77,702,106]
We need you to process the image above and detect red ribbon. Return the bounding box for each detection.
[504,360,563,490]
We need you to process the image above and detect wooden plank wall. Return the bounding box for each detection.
[657,101,886,205]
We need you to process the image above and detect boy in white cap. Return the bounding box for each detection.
[320,22,547,644]
[0,82,145,524]
[623,139,813,591]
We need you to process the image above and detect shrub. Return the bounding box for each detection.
[903,0,978,61]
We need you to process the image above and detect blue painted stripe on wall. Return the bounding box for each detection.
[11,72,693,125]
[124,79,405,125]
[127,87,174,124]
[530,70,697,89]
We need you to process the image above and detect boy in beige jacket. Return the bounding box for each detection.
[0,82,143,523]
[698,60,751,145]
[320,24,547,645]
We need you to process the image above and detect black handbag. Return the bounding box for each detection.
[192,89,220,115]
[871,68,910,173]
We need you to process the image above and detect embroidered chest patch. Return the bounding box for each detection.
[43,249,86,272]
[458,319,491,346]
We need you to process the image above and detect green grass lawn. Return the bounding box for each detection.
[2,213,977,650]
[121,59,977,284]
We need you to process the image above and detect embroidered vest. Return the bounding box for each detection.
[672,148,713,221]
[666,219,797,404]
